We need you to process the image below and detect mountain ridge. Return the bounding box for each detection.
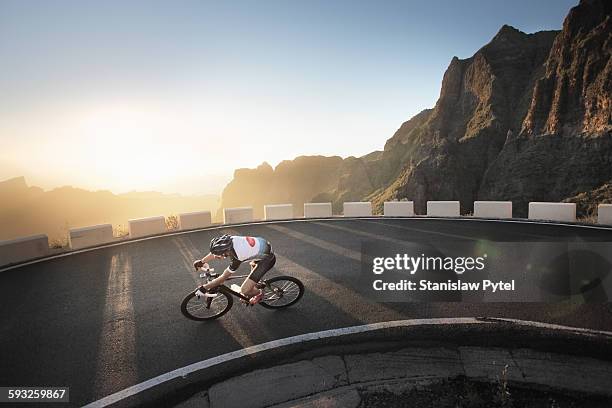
[0,176,219,241]
[220,0,611,218]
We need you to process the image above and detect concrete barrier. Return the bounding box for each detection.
[597,204,612,225]
[68,224,113,250]
[528,202,576,222]
[0,234,49,266]
[224,207,254,224]
[264,204,293,220]
[304,203,332,218]
[427,201,460,217]
[343,202,372,217]
[473,201,513,219]
[383,201,414,216]
[179,211,212,230]
[128,216,167,238]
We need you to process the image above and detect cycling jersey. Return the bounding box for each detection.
[228,236,272,272]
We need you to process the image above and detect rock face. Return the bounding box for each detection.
[522,0,611,136]
[563,181,612,217]
[220,157,345,218]
[372,24,559,215]
[220,0,611,217]
[480,0,612,215]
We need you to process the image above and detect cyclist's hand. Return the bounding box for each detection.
[193,260,204,270]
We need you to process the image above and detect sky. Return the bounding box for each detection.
[0,0,577,196]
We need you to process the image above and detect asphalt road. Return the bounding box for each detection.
[1,218,611,407]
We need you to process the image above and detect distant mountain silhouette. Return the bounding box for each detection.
[220,0,611,218]
[0,176,219,242]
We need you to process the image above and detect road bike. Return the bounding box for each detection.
[181,268,305,321]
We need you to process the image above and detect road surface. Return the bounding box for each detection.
[1,218,611,406]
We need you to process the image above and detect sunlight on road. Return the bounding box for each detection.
[94,252,137,396]
[173,236,205,284]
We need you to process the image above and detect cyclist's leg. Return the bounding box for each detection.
[241,253,276,296]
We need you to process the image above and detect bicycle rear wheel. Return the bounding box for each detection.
[181,290,233,321]
[259,276,304,309]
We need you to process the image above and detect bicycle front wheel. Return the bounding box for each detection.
[181,290,233,321]
[259,276,304,309]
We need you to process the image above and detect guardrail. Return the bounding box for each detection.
[304,202,332,218]
[2,199,611,268]
[128,216,167,238]
[473,201,513,219]
[179,211,212,230]
[264,204,293,220]
[427,201,460,217]
[383,201,414,216]
[68,224,114,250]
[224,207,253,224]
[0,234,49,265]
[598,204,612,225]
[528,202,576,222]
[343,202,372,217]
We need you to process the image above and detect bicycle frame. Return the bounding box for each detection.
[199,270,262,303]
[215,284,251,302]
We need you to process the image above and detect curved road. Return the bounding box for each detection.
[1,218,611,406]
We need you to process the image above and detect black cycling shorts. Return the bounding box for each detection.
[247,242,275,282]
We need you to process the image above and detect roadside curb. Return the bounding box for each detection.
[82,318,612,408]
[194,345,612,408]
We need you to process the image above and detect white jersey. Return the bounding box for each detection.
[229,235,270,268]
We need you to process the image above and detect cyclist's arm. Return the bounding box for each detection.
[200,252,222,264]
[203,269,232,289]
[203,258,240,290]
[226,258,242,274]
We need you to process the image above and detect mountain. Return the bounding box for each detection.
[479,0,612,214]
[219,0,611,218]
[0,177,219,242]
[220,157,345,218]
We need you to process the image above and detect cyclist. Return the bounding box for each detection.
[193,234,276,305]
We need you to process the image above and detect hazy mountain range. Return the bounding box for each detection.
[220,0,611,219]
[0,176,219,242]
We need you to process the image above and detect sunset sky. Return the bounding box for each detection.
[0,0,575,195]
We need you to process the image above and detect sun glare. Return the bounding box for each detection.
[75,106,191,192]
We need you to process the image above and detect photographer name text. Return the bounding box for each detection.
[372,279,515,292]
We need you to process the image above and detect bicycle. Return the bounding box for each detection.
[181,268,305,321]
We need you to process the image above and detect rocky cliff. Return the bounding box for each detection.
[480,0,612,215]
[220,0,611,217]
[220,157,345,218]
